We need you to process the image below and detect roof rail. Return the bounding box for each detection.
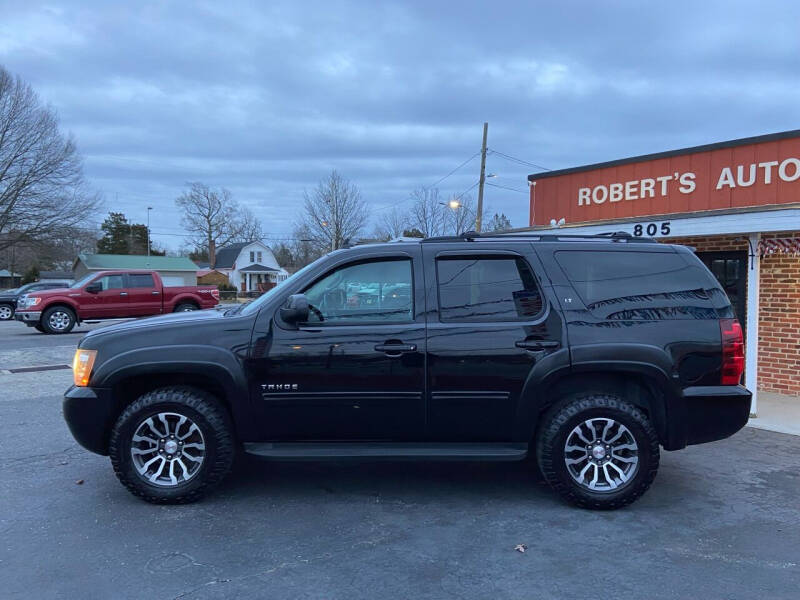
[419,230,658,244]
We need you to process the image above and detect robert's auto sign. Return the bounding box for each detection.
[528,131,800,226]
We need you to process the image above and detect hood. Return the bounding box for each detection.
[20,287,71,298]
[84,307,228,338]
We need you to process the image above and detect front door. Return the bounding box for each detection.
[250,250,426,440]
[422,246,565,441]
[79,273,129,318]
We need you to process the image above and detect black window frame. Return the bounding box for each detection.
[298,256,416,327]
[434,253,546,324]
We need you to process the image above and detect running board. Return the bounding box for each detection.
[243,442,528,461]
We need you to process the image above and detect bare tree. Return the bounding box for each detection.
[0,65,100,254]
[409,187,446,238]
[175,182,263,266]
[373,206,410,241]
[486,212,513,232]
[444,194,477,235]
[299,170,369,253]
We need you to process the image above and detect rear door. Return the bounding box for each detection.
[125,272,163,316]
[422,244,565,441]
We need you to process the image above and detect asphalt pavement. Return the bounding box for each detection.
[0,319,798,599]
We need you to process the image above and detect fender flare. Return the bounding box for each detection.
[92,344,253,437]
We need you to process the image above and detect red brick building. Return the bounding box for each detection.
[522,129,800,417]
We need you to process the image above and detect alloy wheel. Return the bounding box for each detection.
[48,310,72,331]
[563,417,639,492]
[0,305,12,320]
[130,412,206,487]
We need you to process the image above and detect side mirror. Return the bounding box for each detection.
[85,282,102,294]
[280,294,310,325]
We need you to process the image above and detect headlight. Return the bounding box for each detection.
[72,349,97,387]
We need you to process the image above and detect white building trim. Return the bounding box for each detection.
[745,233,761,416]
[523,206,800,239]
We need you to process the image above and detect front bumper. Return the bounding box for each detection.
[677,385,752,447]
[63,385,117,455]
[15,310,41,324]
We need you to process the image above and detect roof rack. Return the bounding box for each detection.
[420,230,657,244]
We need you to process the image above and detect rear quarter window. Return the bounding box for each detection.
[555,249,731,320]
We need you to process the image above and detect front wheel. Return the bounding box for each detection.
[41,306,76,334]
[536,393,659,510]
[0,303,14,320]
[109,386,235,504]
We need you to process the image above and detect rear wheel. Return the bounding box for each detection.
[0,303,13,320]
[109,386,235,504]
[41,306,76,334]
[174,302,198,312]
[536,393,659,510]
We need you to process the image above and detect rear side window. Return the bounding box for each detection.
[436,256,543,322]
[128,274,155,288]
[555,250,727,320]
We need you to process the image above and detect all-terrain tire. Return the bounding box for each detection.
[109,386,235,504]
[536,393,660,510]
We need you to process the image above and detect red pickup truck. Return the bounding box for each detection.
[15,270,220,334]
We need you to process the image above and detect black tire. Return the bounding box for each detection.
[0,303,14,320]
[109,386,235,504]
[41,305,76,334]
[34,324,46,333]
[536,393,659,510]
[174,302,198,312]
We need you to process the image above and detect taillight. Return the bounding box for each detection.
[211,289,220,300]
[720,318,744,385]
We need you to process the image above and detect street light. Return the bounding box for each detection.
[146,207,153,257]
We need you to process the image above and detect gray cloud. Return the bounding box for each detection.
[2,0,799,248]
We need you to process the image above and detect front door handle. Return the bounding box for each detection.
[515,340,559,351]
[119,292,128,296]
[374,343,417,355]
[151,290,160,295]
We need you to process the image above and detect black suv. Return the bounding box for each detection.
[64,233,751,509]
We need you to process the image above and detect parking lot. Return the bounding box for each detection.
[0,318,798,600]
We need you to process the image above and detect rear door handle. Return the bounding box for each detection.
[119,292,128,296]
[515,340,559,351]
[374,343,417,354]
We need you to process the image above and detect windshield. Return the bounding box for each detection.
[238,258,325,316]
[70,273,97,289]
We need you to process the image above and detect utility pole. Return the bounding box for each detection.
[475,122,489,232]
[146,207,153,258]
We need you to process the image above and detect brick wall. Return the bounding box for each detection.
[665,231,800,395]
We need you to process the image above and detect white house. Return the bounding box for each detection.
[213,241,289,292]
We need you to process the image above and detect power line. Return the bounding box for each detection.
[488,148,550,171]
[425,150,481,190]
[486,181,528,194]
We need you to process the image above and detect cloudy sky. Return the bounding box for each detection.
[2,0,799,251]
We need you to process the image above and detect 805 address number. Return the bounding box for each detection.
[632,221,671,237]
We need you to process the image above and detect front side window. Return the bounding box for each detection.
[436,256,543,322]
[96,274,125,291]
[303,259,413,323]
